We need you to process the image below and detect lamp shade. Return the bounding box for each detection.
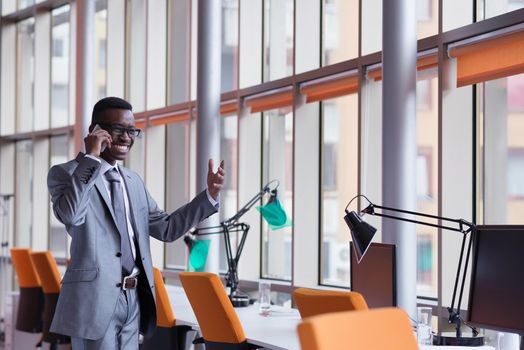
[344,210,377,263]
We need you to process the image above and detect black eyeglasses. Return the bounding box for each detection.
[99,123,142,137]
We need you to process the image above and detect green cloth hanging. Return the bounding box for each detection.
[256,198,292,230]
[188,239,210,271]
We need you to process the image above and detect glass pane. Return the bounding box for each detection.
[443,0,473,32]
[261,108,293,280]
[218,115,238,272]
[416,71,439,298]
[361,0,381,55]
[17,0,34,10]
[165,122,190,269]
[51,5,71,128]
[481,73,524,224]
[15,140,33,247]
[93,0,107,105]
[168,0,191,104]
[49,135,69,257]
[479,0,524,20]
[263,0,294,82]
[222,0,238,92]
[417,0,438,39]
[320,94,358,287]
[126,0,146,112]
[16,18,35,133]
[322,0,358,66]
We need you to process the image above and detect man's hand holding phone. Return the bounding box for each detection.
[85,124,112,157]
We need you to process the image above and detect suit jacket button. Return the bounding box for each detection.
[116,283,122,288]
[116,252,122,257]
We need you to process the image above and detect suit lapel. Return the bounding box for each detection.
[75,152,118,225]
[118,165,141,239]
[94,174,118,226]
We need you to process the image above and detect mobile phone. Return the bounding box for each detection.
[92,124,107,152]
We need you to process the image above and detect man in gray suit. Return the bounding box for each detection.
[47,97,225,349]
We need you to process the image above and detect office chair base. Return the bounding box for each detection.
[433,333,484,346]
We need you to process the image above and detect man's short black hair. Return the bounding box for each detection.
[91,97,133,125]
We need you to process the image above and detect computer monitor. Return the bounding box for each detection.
[350,242,396,308]
[467,225,524,334]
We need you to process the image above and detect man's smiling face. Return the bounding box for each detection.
[97,108,136,165]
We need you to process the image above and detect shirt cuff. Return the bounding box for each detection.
[206,189,220,209]
[84,154,101,163]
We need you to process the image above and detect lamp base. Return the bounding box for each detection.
[433,333,484,346]
[229,289,250,307]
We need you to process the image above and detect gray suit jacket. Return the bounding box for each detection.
[47,153,217,340]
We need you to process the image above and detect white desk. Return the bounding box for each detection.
[167,285,300,349]
[166,285,494,350]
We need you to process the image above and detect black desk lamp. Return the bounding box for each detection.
[184,180,280,307]
[344,194,483,346]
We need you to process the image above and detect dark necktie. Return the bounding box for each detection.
[105,168,135,276]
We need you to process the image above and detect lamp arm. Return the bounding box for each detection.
[223,180,279,226]
[370,204,474,233]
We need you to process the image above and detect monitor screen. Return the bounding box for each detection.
[467,225,524,334]
[350,242,396,308]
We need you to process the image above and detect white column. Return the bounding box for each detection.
[382,0,417,318]
[196,0,221,272]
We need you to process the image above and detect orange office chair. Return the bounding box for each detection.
[10,248,44,333]
[30,251,70,347]
[293,287,368,319]
[141,268,193,350]
[179,272,261,350]
[297,307,418,350]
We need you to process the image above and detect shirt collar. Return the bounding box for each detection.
[99,157,120,176]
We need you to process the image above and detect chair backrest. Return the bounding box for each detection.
[10,248,41,288]
[293,287,368,319]
[297,307,418,350]
[153,267,176,328]
[179,272,246,344]
[30,251,61,294]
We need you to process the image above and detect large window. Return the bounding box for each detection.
[416,71,439,298]
[15,140,33,248]
[479,73,524,225]
[165,122,191,270]
[49,135,69,257]
[322,0,358,66]
[219,115,238,272]
[222,0,238,92]
[478,0,524,20]
[126,0,146,112]
[261,107,293,280]
[168,0,191,104]
[51,5,70,128]
[16,18,35,133]
[263,0,293,82]
[93,0,107,105]
[320,94,358,287]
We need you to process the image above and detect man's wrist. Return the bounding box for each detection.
[206,189,219,209]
